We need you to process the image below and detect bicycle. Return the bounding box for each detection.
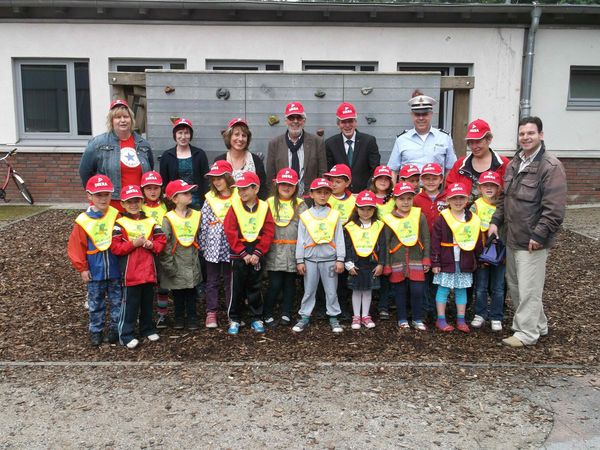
[0,148,34,204]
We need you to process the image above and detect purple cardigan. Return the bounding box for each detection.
[430,210,483,273]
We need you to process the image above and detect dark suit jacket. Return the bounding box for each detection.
[266,132,327,195]
[325,130,380,193]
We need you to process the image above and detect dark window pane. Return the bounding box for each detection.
[75,62,92,135]
[265,64,281,71]
[359,65,376,72]
[170,62,185,70]
[212,66,258,71]
[116,65,162,72]
[305,64,356,71]
[570,69,600,99]
[454,67,469,76]
[21,64,69,133]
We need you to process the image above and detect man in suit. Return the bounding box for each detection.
[266,102,327,197]
[325,102,380,193]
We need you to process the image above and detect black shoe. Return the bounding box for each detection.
[280,315,292,326]
[187,318,199,331]
[156,315,169,329]
[379,310,390,320]
[264,317,278,329]
[174,317,185,330]
[338,312,352,323]
[90,332,103,347]
[106,329,119,344]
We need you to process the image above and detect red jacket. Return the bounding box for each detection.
[444,149,509,195]
[413,190,448,235]
[111,213,167,286]
[223,200,275,259]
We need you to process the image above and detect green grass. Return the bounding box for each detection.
[0,205,49,221]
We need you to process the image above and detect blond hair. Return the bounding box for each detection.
[106,105,136,133]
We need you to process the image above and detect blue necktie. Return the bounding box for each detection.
[346,139,353,165]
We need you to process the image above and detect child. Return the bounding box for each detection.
[398,164,421,192]
[294,178,346,333]
[264,168,307,327]
[200,160,236,328]
[223,171,275,335]
[381,183,431,331]
[159,180,202,330]
[67,175,121,347]
[344,190,385,329]
[470,171,505,332]
[431,182,483,333]
[112,185,166,349]
[140,171,170,329]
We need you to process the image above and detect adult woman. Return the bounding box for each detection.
[159,118,209,209]
[445,118,509,199]
[214,118,267,199]
[79,99,153,210]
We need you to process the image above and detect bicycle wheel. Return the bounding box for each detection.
[12,171,34,204]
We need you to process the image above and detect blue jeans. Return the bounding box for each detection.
[87,279,121,333]
[474,264,506,321]
[377,276,392,312]
[393,280,424,322]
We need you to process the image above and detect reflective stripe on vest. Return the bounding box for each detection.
[75,206,119,252]
[299,209,340,247]
[267,197,300,227]
[142,202,167,226]
[116,216,156,241]
[440,209,481,251]
[473,198,496,232]
[381,207,421,248]
[231,197,269,243]
[164,210,201,247]
[328,194,356,224]
[344,220,384,258]
[205,189,237,224]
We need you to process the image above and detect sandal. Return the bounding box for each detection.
[436,320,454,332]
[456,322,471,333]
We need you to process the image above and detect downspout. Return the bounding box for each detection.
[520,3,542,118]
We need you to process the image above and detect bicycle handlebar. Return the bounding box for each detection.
[1,148,17,161]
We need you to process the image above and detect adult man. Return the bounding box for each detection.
[266,102,327,196]
[387,90,456,182]
[325,102,380,193]
[488,116,567,348]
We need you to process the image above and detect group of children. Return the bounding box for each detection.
[69,157,506,347]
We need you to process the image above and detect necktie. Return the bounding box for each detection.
[346,139,353,165]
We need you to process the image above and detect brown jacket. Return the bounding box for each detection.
[491,143,567,250]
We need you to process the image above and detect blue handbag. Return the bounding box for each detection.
[479,236,506,266]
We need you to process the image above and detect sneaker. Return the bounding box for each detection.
[292,317,309,332]
[471,315,485,329]
[264,317,277,329]
[329,317,343,333]
[174,317,185,330]
[411,320,427,331]
[398,320,410,330]
[227,321,240,335]
[280,315,291,326]
[156,314,168,329]
[84,300,89,310]
[205,312,218,329]
[379,310,390,320]
[90,332,103,347]
[351,315,362,330]
[362,316,376,329]
[491,320,503,332]
[106,329,119,344]
[251,320,265,333]
[187,318,199,331]
[436,320,454,332]
[147,333,160,342]
[126,338,139,349]
[456,322,471,333]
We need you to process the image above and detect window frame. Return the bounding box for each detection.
[567,65,600,110]
[109,58,187,72]
[205,60,282,71]
[302,61,378,72]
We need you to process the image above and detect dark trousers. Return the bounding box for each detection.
[172,288,197,322]
[264,271,296,319]
[228,259,264,323]
[336,271,350,317]
[119,283,155,345]
[377,276,392,313]
[393,280,424,323]
[205,261,232,313]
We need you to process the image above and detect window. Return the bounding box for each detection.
[110,59,186,72]
[302,61,377,72]
[568,66,600,110]
[15,59,91,139]
[206,60,282,71]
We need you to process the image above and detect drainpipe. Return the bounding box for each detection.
[520,3,542,118]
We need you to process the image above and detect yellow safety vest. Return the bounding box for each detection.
[299,209,340,247]
[344,220,384,259]
[376,198,395,218]
[382,207,422,250]
[231,197,269,243]
[164,210,201,248]
[205,189,238,224]
[267,197,301,227]
[75,206,119,252]
[473,198,496,232]
[142,202,167,226]
[116,216,156,241]
[440,209,481,251]
[328,194,356,224]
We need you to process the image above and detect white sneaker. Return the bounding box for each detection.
[491,320,503,332]
[471,315,485,328]
[126,338,139,349]
[147,333,160,342]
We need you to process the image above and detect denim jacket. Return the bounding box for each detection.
[79,131,153,200]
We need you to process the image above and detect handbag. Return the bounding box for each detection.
[479,236,506,266]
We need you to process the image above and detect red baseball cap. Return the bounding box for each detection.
[309,178,333,191]
[355,190,377,207]
[393,182,416,197]
[324,164,352,181]
[285,102,306,118]
[206,160,233,177]
[228,117,248,128]
[465,119,491,140]
[399,164,421,179]
[86,175,114,194]
[373,165,393,179]
[233,171,261,188]
[446,182,469,198]
[172,118,193,130]
[478,170,501,186]
[165,180,197,199]
[140,171,163,187]
[120,184,144,201]
[420,163,443,176]
[109,99,129,110]
[336,102,357,120]
[274,168,299,185]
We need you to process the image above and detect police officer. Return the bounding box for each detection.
[387,90,457,183]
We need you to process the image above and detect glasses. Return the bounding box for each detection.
[287,115,305,122]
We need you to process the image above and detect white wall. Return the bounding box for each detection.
[1,22,523,152]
